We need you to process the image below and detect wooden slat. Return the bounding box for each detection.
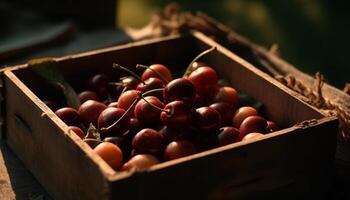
[3,70,114,200]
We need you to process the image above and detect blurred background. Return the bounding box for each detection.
[1,0,349,88]
[118,0,350,89]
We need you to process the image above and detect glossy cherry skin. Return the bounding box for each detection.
[55,107,80,126]
[136,77,164,98]
[160,100,194,128]
[78,90,100,104]
[163,140,197,161]
[121,154,160,171]
[239,116,267,138]
[87,74,110,98]
[214,86,239,110]
[141,64,173,83]
[68,126,85,139]
[78,100,107,126]
[209,102,235,125]
[98,107,130,138]
[266,121,280,132]
[242,132,264,141]
[132,128,165,155]
[94,142,123,170]
[195,107,221,133]
[215,127,241,147]
[134,96,164,126]
[163,78,196,104]
[232,106,258,128]
[117,90,139,117]
[188,66,219,100]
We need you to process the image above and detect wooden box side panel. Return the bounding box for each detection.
[111,117,337,199]
[3,71,112,200]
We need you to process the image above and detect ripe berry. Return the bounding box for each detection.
[55,107,80,126]
[94,142,123,170]
[78,100,107,126]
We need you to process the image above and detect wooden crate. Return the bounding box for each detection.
[0,32,338,199]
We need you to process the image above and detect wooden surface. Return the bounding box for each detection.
[0,141,50,199]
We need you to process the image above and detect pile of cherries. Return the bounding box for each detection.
[51,48,280,171]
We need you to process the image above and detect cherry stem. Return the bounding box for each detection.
[100,96,140,132]
[108,82,123,86]
[113,63,145,84]
[141,88,164,96]
[138,88,171,114]
[136,64,169,84]
[183,46,217,77]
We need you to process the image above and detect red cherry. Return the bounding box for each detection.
[141,64,173,83]
[98,107,130,138]
[232,106,258,128]
[188,66,219,100]
[68,126,85,139]
[163,78,196,104]
[55,107,80,126]
[209,102,235,125]
[121,154,160,171]
[134,96,164,126]
[195,107,221,133]
[94,142,123,170]
[78,90,100,104]
[117,90,139,116]
[108,102,118,108]
[266,121,280,132]
[159,126,193,143]
[136,77,164,98]
[163,140,197,161]
[87,74,110,98]
[239,116,267,138]
[160,101,194,128]
[214,86,239,110]
[78,100,107,126]
[132,128,165,155]
[215,127,240,147]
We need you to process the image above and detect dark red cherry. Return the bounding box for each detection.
[160,100,194,128]
[163,78,196,104]
[134,96,164,126]
[55,107,80,126]
[78,90,100,104]
[266,121,280,132]
[120,76,140,90]
[215,127,241,147]
[68,126,85,139]
[87,74,110,98]
[103,136,132,158]
[159,126,193,143]
[209,102,235,125]
[195,107,221,133]
[98,107,130,138]
[132,128,165,155]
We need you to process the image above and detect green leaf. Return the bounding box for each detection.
[29,58,80,109]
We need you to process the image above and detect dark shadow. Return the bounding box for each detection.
[0,140,52,199]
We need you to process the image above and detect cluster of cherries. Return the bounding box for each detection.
[51,48,280,171]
